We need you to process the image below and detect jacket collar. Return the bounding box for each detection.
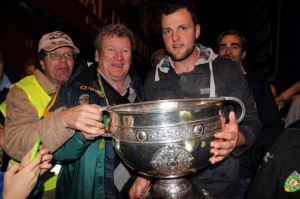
[154,44,218,81]
[69,63,98,87]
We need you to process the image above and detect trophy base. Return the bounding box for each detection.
[150,178,207,199]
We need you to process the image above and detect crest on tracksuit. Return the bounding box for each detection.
[284,171,300,192]
[79,94,89,104]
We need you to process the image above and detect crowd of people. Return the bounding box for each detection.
[0,0,299,199]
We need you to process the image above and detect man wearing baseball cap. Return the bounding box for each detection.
[0,31,103,198]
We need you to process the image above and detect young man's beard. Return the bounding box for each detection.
[168,43,196,62]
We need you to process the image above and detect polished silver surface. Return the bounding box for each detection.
[106,97,245,198]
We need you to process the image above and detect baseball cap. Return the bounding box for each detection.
[38,31,80,54]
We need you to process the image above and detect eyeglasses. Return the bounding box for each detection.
[44,51,76,60]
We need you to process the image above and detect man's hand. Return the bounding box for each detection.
[20,144,53,176]
[37,145,53,175]
[129,176,151,199]
[61,104,106,140]
[209,111,244,164]
[3,145,53,199]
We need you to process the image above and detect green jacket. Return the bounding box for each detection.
[51,63,144,199]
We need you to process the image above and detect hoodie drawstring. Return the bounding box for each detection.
[154,45,218,97]
[209,60,216,97]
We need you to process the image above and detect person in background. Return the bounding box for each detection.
[1,145,52,199]
[275,81,300,106]
[150,48,166,68]
[0,51,12,173]
[130,1,261,199]
[22,58,36,78]
[246,118,300,199]
[0,31,102,198]
[275,81,300,127]
[284,94,300,127]
[216,29,285,198]
[0,51,11,104]
[50,24,145,199]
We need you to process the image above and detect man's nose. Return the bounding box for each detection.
[226,48,231,55]
[58,54,67,62]
[172,30,180,41]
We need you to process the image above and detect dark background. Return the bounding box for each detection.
[0,0,298,94]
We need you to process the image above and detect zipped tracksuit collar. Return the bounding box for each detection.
[154,44,218,97]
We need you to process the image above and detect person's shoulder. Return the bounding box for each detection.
[212,56,243,77]
[213,55,240,69]
[214,55,233,63]
[69,63,97,84]
[33,69,53,89]
[246,123,300,199]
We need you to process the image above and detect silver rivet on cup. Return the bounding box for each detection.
[193,124,204,135]
[136,131,148,141]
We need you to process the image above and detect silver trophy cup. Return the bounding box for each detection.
[106,97,245,198]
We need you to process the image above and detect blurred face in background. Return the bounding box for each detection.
[218,34,245,65]
[151,49,165,68]
[24,64,35,76]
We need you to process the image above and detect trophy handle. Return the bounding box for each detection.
[224,96,246,123]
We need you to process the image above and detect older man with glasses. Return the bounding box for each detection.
[0,31,105,199]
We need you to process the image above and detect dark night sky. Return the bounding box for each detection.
[192,0,246,49]
[146,0,247,51]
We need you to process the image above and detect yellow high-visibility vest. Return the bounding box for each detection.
[0,75,51,118]
[0,75,58,191]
